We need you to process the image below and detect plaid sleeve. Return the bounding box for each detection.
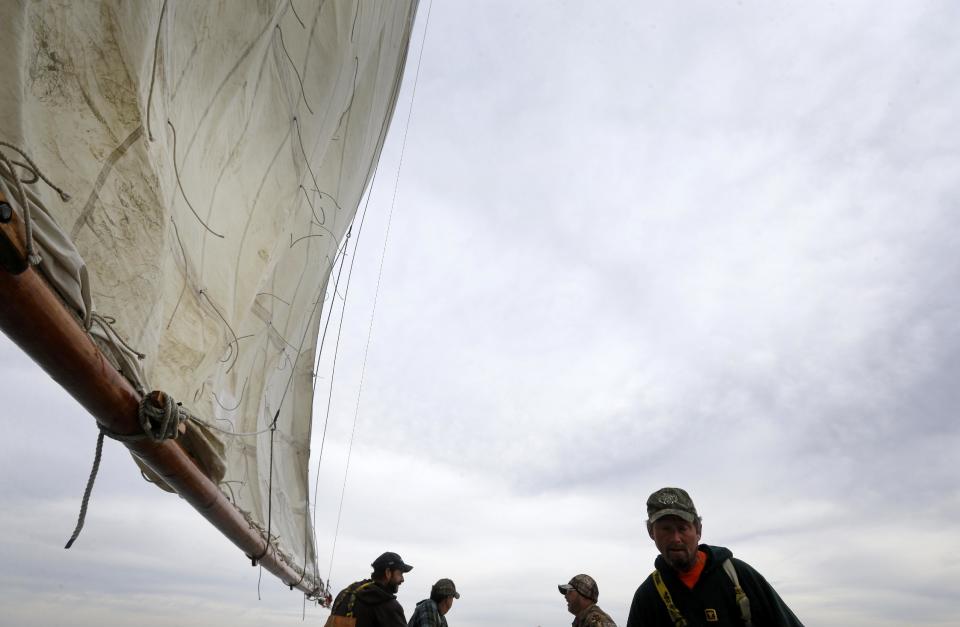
[408,601,443,627]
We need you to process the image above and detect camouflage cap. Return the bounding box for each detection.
[431,578,460,599]
[646,487,698,524]
[558,574,599,602]
[371,551,413,573]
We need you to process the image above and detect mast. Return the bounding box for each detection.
[0,193,326,599]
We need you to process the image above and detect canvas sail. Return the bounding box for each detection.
[0,0,417,591]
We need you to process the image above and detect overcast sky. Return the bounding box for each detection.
[2,1,960,626]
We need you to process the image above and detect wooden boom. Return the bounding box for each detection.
[0,193,326,601]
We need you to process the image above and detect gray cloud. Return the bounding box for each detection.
[4,2,960,626]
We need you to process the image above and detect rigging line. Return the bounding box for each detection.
[309,178,378,464]
[8,160,38,185]
[88,313,146,360]
[198,289,241,373]
[166,216,190,329]
[166,121,225,238]
[306,73,390,563]
[299,183,327,225]
[308,186,377,585]
[253,409,280,564]
[211,375,248,412]
[289,0,305,29]
[320,187,376,585]
[188,416,274,437]
[252,214,350,588]
[326,0,435,584]
[257,292,291,306]
[0,141,71,266]
[290,232,331,249]
[293,118,345,215]
[64,429,105,549]
[0,151,38,264]
[306,225,358,585]
[0,141,71,202]
[275,26,315,114]
[270,279,329,414]
[146,0,169,141]
[306,234,352,396]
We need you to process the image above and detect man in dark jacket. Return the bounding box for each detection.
[329,551,413,627]
[626,488,803,627]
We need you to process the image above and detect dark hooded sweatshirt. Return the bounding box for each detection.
[626,545,803,627]
[330,579,408,627]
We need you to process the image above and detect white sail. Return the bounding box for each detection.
[0,0,417,586]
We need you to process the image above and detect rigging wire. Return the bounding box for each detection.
[309,166,380,587]
[251,201,347,598]
[324,0,434,586]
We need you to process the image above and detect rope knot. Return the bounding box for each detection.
[138,391,188,442]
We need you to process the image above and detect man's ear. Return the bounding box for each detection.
[646,521,655,540]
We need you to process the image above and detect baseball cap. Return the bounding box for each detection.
[646,487,698,524]
[558,574,598,602]
[371,551,413,573]
[432,578,460,599]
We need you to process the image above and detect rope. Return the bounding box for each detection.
[0,141,71,201]
[9,160,38,184]
[166,121,225,238]
[309,225,356,586]
[146,0,169,141]
[247,410,280,600]
[0,156,35,264]
[198,289,240,373]
[138,393,188,441]
[250,409,280,572]
[289,0,306,29]
[0,141,70,266]
[86,313,146,358]
[63,391,193,548]
[188,414,276,437]
[64,430,105,549]
[276,27,314,114]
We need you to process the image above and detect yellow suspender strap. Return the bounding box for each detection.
[651,570,688,627]
[346,581,375,617]
[721,559,752,627]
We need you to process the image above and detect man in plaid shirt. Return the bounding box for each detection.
[407,578,460,627]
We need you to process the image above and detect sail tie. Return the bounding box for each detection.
[64,392,188,549]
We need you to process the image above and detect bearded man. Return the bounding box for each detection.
[328,551,413,627]
[626,488,803,627]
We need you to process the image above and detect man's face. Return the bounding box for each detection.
[384,568,405,593]
[438,597,454,616]
[649,515,701,572]
[564,588,589,615]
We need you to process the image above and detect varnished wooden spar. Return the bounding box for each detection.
[0,193,324,599]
